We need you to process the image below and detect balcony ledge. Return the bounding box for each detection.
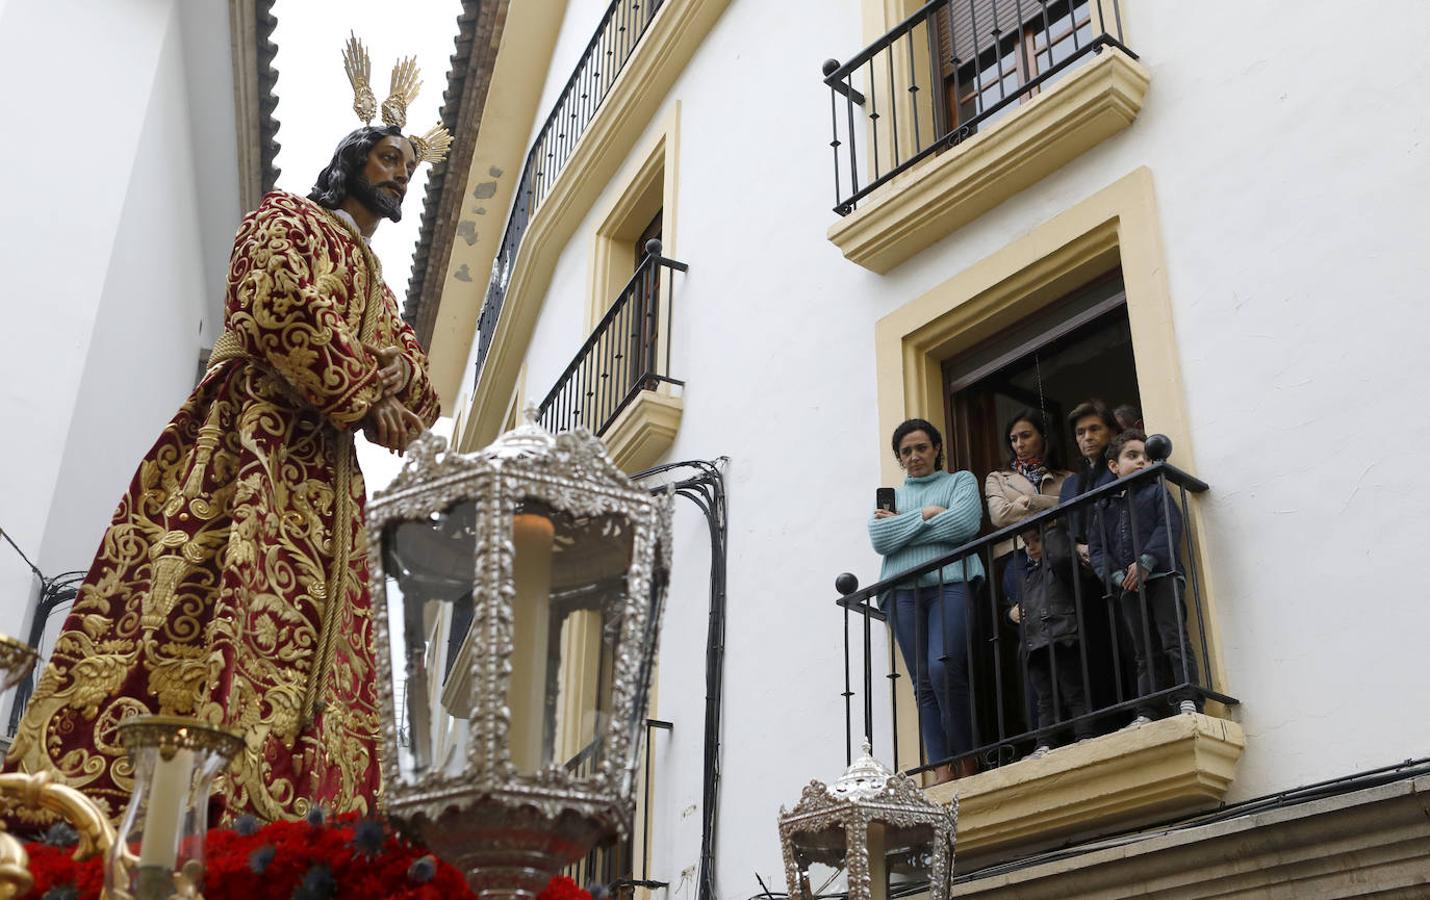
[827,48,1151,274]
[927,712,1245,862]
[602,388,683,473]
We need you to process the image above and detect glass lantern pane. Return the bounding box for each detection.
[381,499,478,784]
[877,822,936,897]
[791,826,848,899]
[800,863,846,899]
[511,500,633,777]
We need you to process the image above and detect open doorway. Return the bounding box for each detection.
[940,271,1141,756]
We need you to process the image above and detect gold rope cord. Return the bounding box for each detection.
[300,210,387,729]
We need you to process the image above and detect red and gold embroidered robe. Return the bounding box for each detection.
[5,192,440,823]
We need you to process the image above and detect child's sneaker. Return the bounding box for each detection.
[1124,715,1152,730]
[1178,700,1198,715]
[1029,745,1051,759]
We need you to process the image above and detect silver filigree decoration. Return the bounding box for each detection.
[777,743,957,900]
[366,415,673,893]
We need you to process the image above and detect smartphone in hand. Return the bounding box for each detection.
[875,487,897,513]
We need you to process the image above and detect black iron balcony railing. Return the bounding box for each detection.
[475,0,666,384]
[823,0,1134,215]
[562,718,673,894]
[5,569,82,739]
[537,242,686,438]
[837,442,1237,776]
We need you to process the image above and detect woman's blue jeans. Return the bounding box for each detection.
[885,582,974,766]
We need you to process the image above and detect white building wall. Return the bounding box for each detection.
[0,0,239,670]
[485,0,1430,892]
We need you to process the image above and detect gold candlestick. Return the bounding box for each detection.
[108,715,242,900]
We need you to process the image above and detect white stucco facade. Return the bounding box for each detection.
[453,0,1430,892]
[0,0,240,674]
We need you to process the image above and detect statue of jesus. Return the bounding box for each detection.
[5,38,453,824]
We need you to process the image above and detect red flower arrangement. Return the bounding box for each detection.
[20,815,594,900]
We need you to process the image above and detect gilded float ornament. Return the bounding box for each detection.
[0,769,117,900]
[341,33,451,164]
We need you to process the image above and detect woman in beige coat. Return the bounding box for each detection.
[986,408,1075,742]
[985,409,1072,530]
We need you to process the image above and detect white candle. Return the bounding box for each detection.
[513,514,556,605]
[138,747,195,869]
[508,513,555,771]
[867,822,888,900]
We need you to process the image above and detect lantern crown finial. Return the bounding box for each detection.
[487,405,558,459]
[827,740,896,802]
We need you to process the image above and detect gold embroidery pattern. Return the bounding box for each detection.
[4,192,440,824]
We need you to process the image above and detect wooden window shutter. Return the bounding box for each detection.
[934,0,1049,76]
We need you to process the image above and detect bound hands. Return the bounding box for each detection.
[362,342,423,455]
[365,341,409,394]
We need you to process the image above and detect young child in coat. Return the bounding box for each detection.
[1010,524,1095,756]
[1088,430,1201,726]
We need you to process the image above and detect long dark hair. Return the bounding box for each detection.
[891,418,945,470]
[1004,407,1063,471]
[308,125,406,209]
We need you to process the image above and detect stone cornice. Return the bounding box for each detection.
[402,0,510,347]
[947,769,1430,897]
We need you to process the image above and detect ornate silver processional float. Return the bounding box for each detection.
[367,410,673,899]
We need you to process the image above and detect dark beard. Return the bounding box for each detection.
[349,173,404,222]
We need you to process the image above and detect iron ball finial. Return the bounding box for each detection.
[835,573,859,595]
[822,58,841,77]
[1145,433,1173,462]
[644,238,663,258]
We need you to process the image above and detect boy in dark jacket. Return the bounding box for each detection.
[1010,524,1094,756]
[1089,430,1200,726]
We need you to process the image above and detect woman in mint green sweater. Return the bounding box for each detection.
[869,418,984,777]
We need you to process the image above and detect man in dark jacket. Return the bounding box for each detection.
[1089,430,1201,726]
[1011,525,1095,755]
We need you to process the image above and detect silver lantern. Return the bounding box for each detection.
[778,741,957,900]
[368,411,672,899]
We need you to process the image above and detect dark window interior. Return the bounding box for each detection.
[943,272,1139,486]
[635,209,663,271]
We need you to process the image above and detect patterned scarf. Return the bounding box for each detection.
[1013,456,1048,488]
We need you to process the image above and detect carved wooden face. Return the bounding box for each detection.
[351,135,418,221]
